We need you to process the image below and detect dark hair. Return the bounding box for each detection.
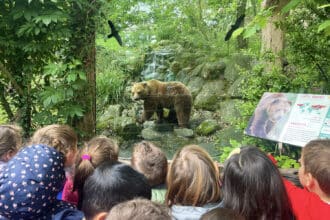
[73,136,119,208]
[222,146,294,220]
[82,161,151,220]
[105,198,171,220]
[303,139,330,196]
[131,141,168,186]
[166,145,221,207]
[200,207,245,220]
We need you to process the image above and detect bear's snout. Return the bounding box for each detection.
[132,94,141,101]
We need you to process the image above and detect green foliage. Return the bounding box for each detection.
[275,155,300,168]
[284,5,330,93]
[218,139,242,163]
[0,108,8,124]
[36,59,86,124]
[97,70,127,107]
[0,0,101,136]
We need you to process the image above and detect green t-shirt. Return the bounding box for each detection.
[151,187,167,204]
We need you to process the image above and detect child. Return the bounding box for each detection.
[284,139,330,220]
[81,161,151,220]
[105,198,171,220]
[165,145,222,220]
[63,135,119,208]
[131,141,167,203]
[0,124,83,219]
[221,146,294,220]
[200,207,245,220]
[0,124,22,173]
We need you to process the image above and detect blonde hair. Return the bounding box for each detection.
[131,141,168,186]
[0,124,22,159]
[30,124,77,155]
[166,145,221,207]
[73,135,119,208]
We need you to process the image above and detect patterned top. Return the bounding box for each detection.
[0,144,80,220]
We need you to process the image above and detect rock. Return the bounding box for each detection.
[170,61,181,74]
[196,119,219,135]
[121,123,142,140]
[227,76,245,98]
[174,128,194,138]
[97,104,122,130]
[217,99,243,124]
[141,127,163,140]
[224,53,252,83]
[201,61,226,80]
[194,80,226,110]
[187,77,205,98]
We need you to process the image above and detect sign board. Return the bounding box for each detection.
[245,92,330,147]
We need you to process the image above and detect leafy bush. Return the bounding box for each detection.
[275,155,300,168]
[96,70,127,107]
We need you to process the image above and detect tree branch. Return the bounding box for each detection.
[0,62,24,96]
[0,82,14,121]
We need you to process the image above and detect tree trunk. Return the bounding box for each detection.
[70,1,97,139]
[0,83,14,121]
[261,0,289,70]
[237,0,248,49]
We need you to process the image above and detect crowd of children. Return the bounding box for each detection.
[0,123,329,220]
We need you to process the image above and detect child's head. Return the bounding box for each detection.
[0,124,22,162]
[30,124,78,167]
[73,136,119,205]
[0,144,76,219]
[106,198,171,220]
[200,207,245,220]
[222,146,293,220]
[166,144,221,207]
[82,161,151,220]
[299,139,330,197]
[131,141,168,187]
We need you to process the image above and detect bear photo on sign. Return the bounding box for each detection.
[245,93,292,139]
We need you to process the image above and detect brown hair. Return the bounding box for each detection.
[73,135,119,208]
[165,145,221,207]
[0,124,22,160]
[106,198,171,220]
[303,139,330,196]
[30,124,77,155]
[201,208,245,220]
[131,141,168,186]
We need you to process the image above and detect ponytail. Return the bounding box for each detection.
[73,151,96,209]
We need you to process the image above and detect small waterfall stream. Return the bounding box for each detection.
[141,49,175,81]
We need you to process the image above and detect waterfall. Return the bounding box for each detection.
[141,49,174,81]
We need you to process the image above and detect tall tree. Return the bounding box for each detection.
[236,0,248,49]
[69,1,99,139]
[261,0,289,69]
[0,0,98,137]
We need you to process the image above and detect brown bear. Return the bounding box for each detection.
[131,79,192,128]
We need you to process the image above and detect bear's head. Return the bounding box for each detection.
[266,98,292,123]
[131,82,150,101]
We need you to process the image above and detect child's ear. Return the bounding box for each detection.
[93,212,108,220]
[304,172,314,189]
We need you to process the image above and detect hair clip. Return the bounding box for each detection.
[81,154,91,161]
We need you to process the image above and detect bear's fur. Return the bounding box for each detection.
[246,93,292,137]
[131,79,192,128]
